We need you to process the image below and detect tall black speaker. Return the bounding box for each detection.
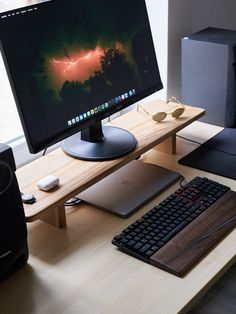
[0,143,28,281]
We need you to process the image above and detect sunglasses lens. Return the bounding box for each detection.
[172,107,184,118]
[153,112,167,122]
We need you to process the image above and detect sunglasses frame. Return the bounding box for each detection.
[137,97,185,122]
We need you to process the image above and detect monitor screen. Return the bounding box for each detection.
[0,0,163,160]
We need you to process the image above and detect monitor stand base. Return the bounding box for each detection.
[61,125,137,161]
[78,160,181,217]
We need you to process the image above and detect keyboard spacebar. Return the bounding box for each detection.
[162,220,189,243]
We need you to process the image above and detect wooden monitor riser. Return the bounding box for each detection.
[16,100,205,228]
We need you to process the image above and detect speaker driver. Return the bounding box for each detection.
[0,161,13,196]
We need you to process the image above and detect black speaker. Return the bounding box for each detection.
[0,143,28,281]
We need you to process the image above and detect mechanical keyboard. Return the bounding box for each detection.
[112,177,236,277]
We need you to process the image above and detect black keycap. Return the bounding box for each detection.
[140,244,152,253]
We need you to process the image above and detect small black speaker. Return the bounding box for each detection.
[0,143,28,281]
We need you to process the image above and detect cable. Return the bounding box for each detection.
[42,148,47,156]
[179,175,187,188]
[183,215,236,252]
[177,134,203,146]
[177,134,236,157]
[195,216,236,243]
[64,196,82,207]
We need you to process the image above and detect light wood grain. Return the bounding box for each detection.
[16,100,204,224]
[155,134,177,154]
[40,204,67,228]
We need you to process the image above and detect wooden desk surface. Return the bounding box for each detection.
[0,121,235,314]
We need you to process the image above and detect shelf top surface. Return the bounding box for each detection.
[16,100,204,220]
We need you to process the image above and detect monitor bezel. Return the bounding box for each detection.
[0,1,163,154]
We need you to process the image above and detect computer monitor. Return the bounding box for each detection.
[0,0,163,161]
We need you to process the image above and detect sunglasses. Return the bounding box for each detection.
[137,97,185,122]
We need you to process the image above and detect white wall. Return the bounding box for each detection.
[146,0,168,100]
[167,0,236,99]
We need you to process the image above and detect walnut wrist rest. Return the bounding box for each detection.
[151,191,236,276]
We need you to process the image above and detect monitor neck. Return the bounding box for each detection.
[81,122,105,143]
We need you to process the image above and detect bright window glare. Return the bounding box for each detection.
[0,1,46,143]
[0,51,23,143]
[0,1,43,12]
